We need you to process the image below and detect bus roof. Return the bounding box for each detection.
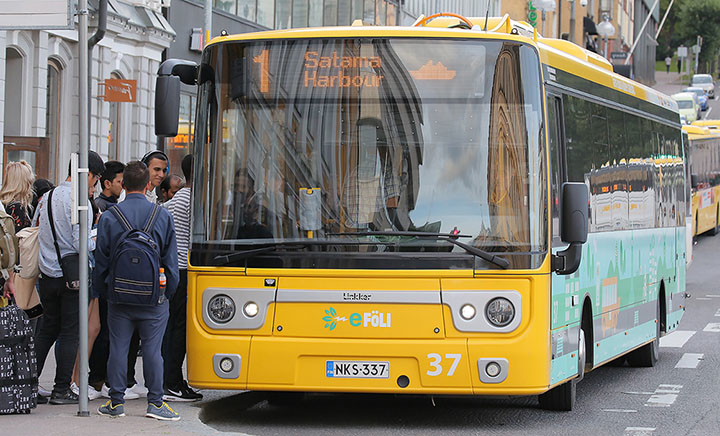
[207,14,677,115]
[691,120,720,130]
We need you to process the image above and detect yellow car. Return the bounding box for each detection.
[673,92,700,123]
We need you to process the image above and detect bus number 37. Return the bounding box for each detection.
[426,353,462,376]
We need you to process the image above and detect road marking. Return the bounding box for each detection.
[645,384,682,408]
[696,297,711,300]
[623,391,655,395]
[603,408,637,413]
[703,323,720,332]
[659,330,695,347]
[715,309,720,317]
[706,294,720,298]
[675,353,704,369]
[705,107,713,119]
[624,428,656,436]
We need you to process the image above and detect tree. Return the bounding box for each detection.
[675,0,720,74]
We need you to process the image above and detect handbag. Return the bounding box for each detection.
[46,189,80,290]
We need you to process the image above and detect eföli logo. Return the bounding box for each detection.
[322,307,391,330]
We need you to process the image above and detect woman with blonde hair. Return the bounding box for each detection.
[0,160,35,231]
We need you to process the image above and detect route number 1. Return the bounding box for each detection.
[426,353,462,376]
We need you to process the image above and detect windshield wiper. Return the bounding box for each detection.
[328,231,510,269]
[211,239,387,266]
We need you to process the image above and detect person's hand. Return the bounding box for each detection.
[2,271,15,298]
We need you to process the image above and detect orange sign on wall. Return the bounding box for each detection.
[103,79,137,102]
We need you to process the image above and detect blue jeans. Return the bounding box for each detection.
[107,301,169,405]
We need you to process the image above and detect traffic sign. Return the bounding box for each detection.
[692,44,701,54]
[678,46,688,58]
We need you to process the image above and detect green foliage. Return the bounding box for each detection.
[674,0,720,67]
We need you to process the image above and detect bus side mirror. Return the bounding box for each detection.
[155,59,198,137]
[554,182,589,275]
[561,182,589,244]
[155,75,180,137]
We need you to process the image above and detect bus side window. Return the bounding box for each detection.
[547,95,563,247]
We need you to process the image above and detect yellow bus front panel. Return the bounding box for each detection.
[187,272,551,395]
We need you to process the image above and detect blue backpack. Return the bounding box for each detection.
[107,204,164,306]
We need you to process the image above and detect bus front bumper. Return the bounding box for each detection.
[187,335,550,396]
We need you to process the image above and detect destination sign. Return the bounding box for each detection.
[303,51,384,88]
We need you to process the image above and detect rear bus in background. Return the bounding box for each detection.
[683,124,720,237]
[154,14,687,411]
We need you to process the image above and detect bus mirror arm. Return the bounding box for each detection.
[553,243,583,275]
[554,183,589,275]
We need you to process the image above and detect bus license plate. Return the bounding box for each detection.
[326,360,390,379]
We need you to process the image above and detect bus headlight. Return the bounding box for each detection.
[208,294,235,324]
[485,297,515,327]
[243,301,259,318]
[460,304,476,320]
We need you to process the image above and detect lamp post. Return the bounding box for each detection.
[596,13,616,60]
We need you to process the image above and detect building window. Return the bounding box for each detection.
[4,48,23,137]
[257,0,275,27]
[237,0,257,21]
[309,0,323,26]
[293,0,309,27]
[45,59,62,181]
[214,0,236,14]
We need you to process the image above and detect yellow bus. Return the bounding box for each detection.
[684,123,720,236]
[154,13,687,411]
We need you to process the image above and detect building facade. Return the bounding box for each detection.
[0,0,173,184]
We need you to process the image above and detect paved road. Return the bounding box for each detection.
[654,70,720,121]
[194,235,720,436]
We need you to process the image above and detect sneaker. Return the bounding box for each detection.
[100,384,140,400]
[128,383,148,398]
[49,390,79,405]
[36,394,48,404]
[98,400,125,417]
[70,382,102,401]
[38,386,51,397]
[145,402,180,421]
[163,381,203,402]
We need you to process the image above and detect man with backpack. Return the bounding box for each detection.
[93,161,180,420]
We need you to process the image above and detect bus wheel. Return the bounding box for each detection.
[627,297,660,367]
[538,327,584,411]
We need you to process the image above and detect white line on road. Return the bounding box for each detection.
[696,297,712,300]
[659,330,695,347]
[623,391,655,395]
[645,384,682,408]
[624,428,656,436]
[603,409,637,413]
[705,294,720,298]
[705,107,713,119]
[675,353,704,369]
[715,309,720,317]
[703,323,720,332]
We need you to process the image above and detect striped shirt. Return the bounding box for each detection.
[165,187,191,269]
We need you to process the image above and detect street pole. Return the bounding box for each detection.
[569,0,576,42]
[204,0,212,48]
[77,0,90,417]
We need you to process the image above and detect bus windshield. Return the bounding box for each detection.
[191,38,546,270]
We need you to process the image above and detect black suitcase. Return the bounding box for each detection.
[0,297,38,414]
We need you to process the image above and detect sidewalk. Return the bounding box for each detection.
[1,347,237,436]
[653,69,689,96]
